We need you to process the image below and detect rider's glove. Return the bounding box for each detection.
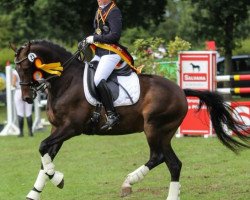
[78,40,86,50]
[86,36,94,44]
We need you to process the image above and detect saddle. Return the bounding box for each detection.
[86,61,133,102]
[83,61,140,133]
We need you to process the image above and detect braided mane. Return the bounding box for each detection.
[16,40,73,59]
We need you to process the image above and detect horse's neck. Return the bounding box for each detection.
[48,63,84,99]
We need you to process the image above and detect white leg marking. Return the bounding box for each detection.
[34,170,49,191]
[51,171,64,186]
[26,190,40,200]
[41,153,55,176]
[166,181,181,200]
[122,165,149,188]
[41,153,64,187]
[26,170,48,200]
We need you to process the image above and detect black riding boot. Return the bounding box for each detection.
[96,79,120,130]
[17,116,24,137]
[27,115,33,137]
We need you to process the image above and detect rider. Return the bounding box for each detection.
[83,0,124,131]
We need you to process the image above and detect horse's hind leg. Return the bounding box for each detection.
[121,129,165,197]
[121,151,164,197]
[163,142,182,200]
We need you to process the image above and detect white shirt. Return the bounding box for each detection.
[12,69,21,89]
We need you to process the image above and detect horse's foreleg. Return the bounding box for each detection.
[41,153,64,187]
[163,145,182,200]
[26,169,48,200]
[26,133,65,200]
[39,135,66,188]
[121,151,164,197]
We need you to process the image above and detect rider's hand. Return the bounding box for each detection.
[86,36,94,44]
[78,40,86,50]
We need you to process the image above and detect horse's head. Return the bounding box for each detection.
[13,40,69,103]
[12,40,92,103]
[13,42,38,103]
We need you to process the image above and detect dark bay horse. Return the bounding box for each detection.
[12,40,249,200]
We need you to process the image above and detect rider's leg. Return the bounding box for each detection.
[27,115,33,136]
[17,115,24,137]
[94,54,121,130]
[25,102,33,136]
[14,89,24,137]
[96,79,120,130]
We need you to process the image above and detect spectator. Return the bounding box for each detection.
[12,69,33,137]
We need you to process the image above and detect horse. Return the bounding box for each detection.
[190,63,200,72]
[12,40,249,200]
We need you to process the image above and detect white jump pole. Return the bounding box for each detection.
[33,93,49,131]
[33,88,50,131]
[0,64,19,136]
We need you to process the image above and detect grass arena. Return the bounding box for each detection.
[0,105,249,200]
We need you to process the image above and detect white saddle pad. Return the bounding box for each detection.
[83,62,140,107]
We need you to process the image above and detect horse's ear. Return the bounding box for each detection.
[23,41,31,55]
[9,42,17,52]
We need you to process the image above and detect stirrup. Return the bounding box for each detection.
[90,104,102,124]
[101,113,120,131]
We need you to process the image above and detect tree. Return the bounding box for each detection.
[0,0,167,47]
[191,0,250,76]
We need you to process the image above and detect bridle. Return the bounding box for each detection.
[14,41,88,99]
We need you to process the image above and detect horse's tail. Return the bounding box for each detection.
[183,89,250,153]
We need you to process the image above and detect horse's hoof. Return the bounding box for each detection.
[57,179,64,189]
[121,186,132,197]
[26,198,33,200]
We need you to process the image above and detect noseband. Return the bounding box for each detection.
[14,54,48,99]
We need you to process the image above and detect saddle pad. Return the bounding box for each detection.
[83,63,140,107]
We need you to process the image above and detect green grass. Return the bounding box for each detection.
[0,106,249,200]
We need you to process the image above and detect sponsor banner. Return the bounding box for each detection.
[178,51,217,136]
[180,97,212,135]
[230,101,250,135]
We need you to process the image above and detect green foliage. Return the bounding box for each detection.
[0,76,5,91]
[156,60,178,82]
[0,0,167,48]
[234,37,250,54]
[167,36,191,57]
[132,37,165,74]
[190,0,250,75]
[131,36,191,81]
[120,27,151,50]
[0,48,15,72]
[191,0,250,53]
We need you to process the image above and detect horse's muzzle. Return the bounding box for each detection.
[21,87,36,104]
[23,96,34,104]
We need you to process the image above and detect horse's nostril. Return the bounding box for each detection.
[24,97,33,104]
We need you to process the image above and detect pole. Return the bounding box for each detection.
[0,64,19,136]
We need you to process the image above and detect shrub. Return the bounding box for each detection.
[167,36,191,58]
[0,48,15,72]
[132,36,191,82]
[233,38,250,55]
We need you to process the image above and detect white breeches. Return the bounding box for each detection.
[14,89,33,117]
[91,54,121,86]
